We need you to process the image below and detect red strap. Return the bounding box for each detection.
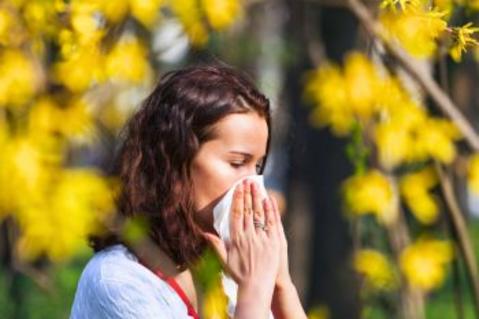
[139,259,200,319]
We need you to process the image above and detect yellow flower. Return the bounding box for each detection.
[354,249,397,291]
[0,136,58,214]
[16,168,117,261]
[380,5,447,57]
[203,281,228,319]
[375,121,413,169]
[0,50,40,108]
[375,100,426,168]
[96,0,164,27]
[467,153,479,195]
[169,0,209,46]
[97,0,130,23]
[0,7,26,46]
[304,64,353,136]
[449,22,479,62]
[432,0,455,17]
[400,239,453,291]
[106,37,151,83]
[343,170,397,224]
[54,45,105,92]
[23,0,60,38]
[400,166,439,224]
[202,0,242,30]
[130,0,164,28]
[60,97,97,144]
[415,118,460,164]
[344,52,381,121]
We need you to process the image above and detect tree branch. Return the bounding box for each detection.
[435,162,479,317]
[346,0,479,151]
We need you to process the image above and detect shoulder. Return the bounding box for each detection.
[70,244,188,319]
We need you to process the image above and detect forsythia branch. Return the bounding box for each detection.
[346,0,479,151]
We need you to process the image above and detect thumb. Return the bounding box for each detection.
[203,232,227,264]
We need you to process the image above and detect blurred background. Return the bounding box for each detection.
[3,0,479,318]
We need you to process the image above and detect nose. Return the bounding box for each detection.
[243,165,258,178]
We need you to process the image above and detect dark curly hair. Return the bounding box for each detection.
[90,64,272,269]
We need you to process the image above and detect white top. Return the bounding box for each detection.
[69,244,193,319]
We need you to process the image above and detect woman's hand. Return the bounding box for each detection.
[204,179,281,319]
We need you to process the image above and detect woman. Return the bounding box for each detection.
[70,65,307,318]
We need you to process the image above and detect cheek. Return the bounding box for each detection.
[192,160,240,210]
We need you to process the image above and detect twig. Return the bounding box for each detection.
[384,174,425,319]
[437,45,466,319]
[345,0,479,151]
[435,162,479,317]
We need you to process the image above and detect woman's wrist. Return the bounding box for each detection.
[275,272,294,290]
[236,281,274,318]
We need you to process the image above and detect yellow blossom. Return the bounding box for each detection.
[342,170,397,224]
[60,97,97,144]
[0,7,26,46]
[130,0,164,28]
[97,0,130,23]
[304,64,353,136]
[380,5,447,58]
[449,23,479,62]
[375,100,426,168]
[54,45,105,92]
[400,239,453,291]
[344,52,382,121]
[202,0,242,30]
[0,136,59,214]
[169,0,209,46]
[467,153,479,194]
[0,50,40,108]
[400,166,439,224]
[23,0,60,38]
[106,37,151,83]
[415,118,460,163]
[203,281,228,319]
[354,249,397,291]
[15,168,117,261]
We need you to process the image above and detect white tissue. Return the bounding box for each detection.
[212,175,274,319]
[213,175,268,243]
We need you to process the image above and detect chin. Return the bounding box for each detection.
[194,202,217,233]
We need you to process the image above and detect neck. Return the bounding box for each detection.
[130,238,182,278]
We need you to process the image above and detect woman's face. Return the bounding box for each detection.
[190,112,268,231]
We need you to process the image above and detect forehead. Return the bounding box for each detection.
[210,112,268,154]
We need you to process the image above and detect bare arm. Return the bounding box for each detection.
[270,198,308,319]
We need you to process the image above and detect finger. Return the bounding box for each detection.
[203,232,227,265]
[252,182,265,234]
[263,198,275,235]
[243,179,254,233]
[270,196,286,237]
[230,183,244,239]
